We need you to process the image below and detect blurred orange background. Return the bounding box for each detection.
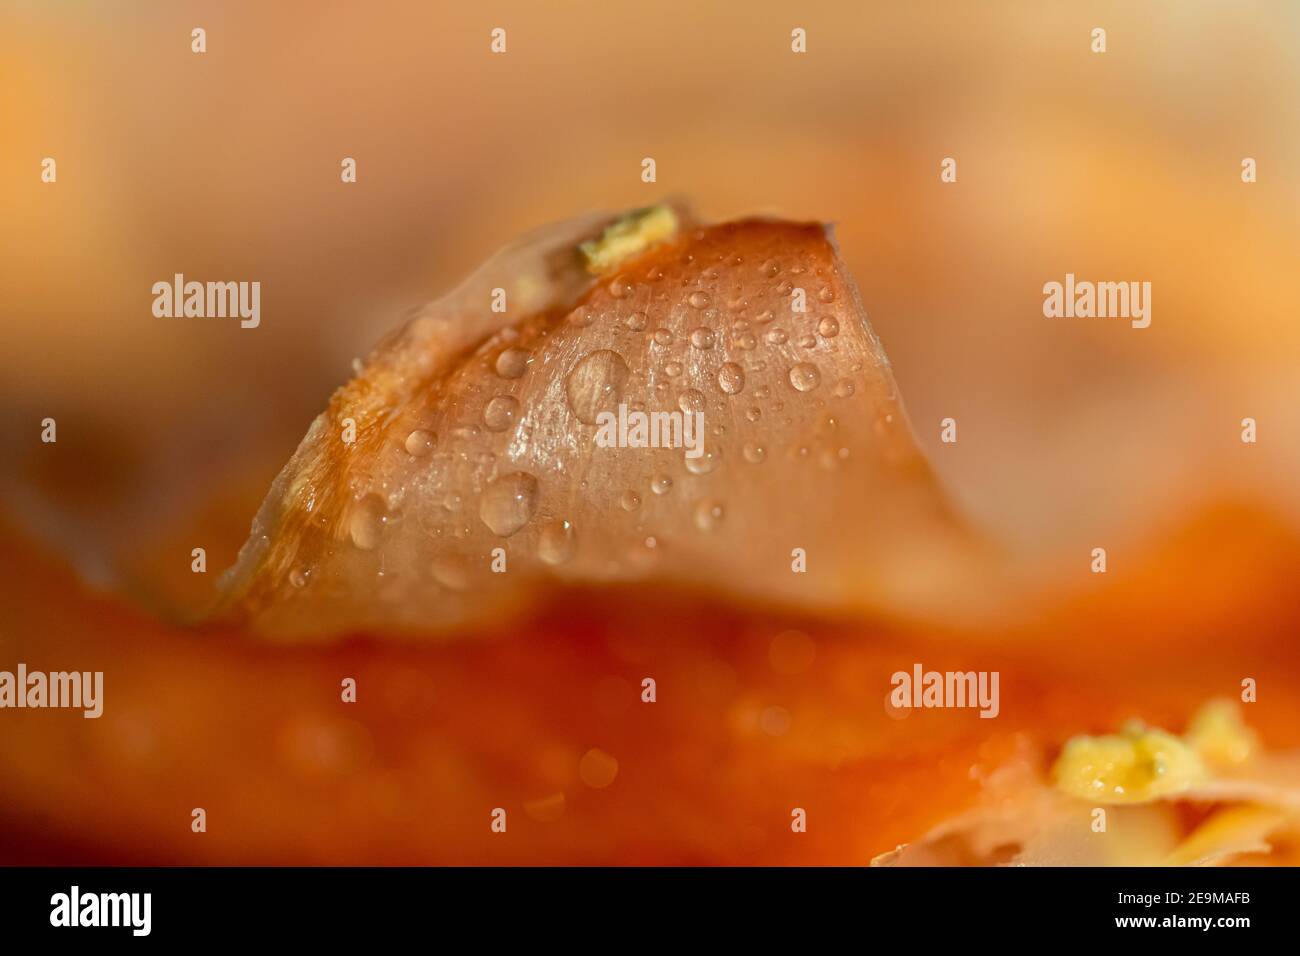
[2,1,1300,865]
[4,0,1299,612]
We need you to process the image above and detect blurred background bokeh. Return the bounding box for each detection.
[2,0,1299,614]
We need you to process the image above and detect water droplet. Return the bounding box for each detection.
[289,566,311,588]
[624,311,647,331]
[610,275,632,299]
[664,361,683,378]
[688,291,710,309]
[566,350,630,424]
[717,362,745,395]
[690,327,716,349]
[767,328,788,345]
[404,429,436,456]
[818,287,836,303]
[789,363,822,392]
[479,472,539,537]
[797,334,816,349]
[432,555,471,591]
[483,395,520,432]
[677,388,705,414]
[818,317,839,337]
[693,499,725,531]
[537,518,576,565]
[579,747,620,789]
[833,379,855,398]
[685,446,721,475]
[755,309,775,324]
[776,280,793,296]
[349,494,388,550]
[761,706,791,736]
[651,475,673,495]
[742,442,766,463]
[745,407,761,423]
[653,328,674,346]
[495,347,531,379]
[760,259,780,278]
[620,490,641,511]
[443,492,463,513]
[735,332,757,350]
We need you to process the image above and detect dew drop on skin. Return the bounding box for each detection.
[482,395,520,432]
[495,347,531,380]
[565,350,630,424]
[404,429,436,456]
[479,472,539,537]
[537,518,576,565]
[717,363,745,395]
[789,362,821,393]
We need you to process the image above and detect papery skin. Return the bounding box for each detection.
[217,211,978,640]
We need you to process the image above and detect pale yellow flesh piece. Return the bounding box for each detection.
[876,701,1300,867]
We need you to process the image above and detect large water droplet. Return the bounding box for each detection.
[789,362,822,392]
[688,291,710,309]
[684,446,721,475]
[693,499,725,531]
[817,316,839,338]
[717,362,745,395]
[677,388,705,414]
[565,350,630,424]
[483,395,520,432]
[431,555,471,591]
[690,327,716,349]
[651,475,673,495]
[495,347,531,379]
[404,429,436,456]
[349,494,388,550]
[537,518,576,565]
[479,472,539,537]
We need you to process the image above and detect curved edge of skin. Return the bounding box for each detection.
[209,209,633,625]
[213,207,992,639]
